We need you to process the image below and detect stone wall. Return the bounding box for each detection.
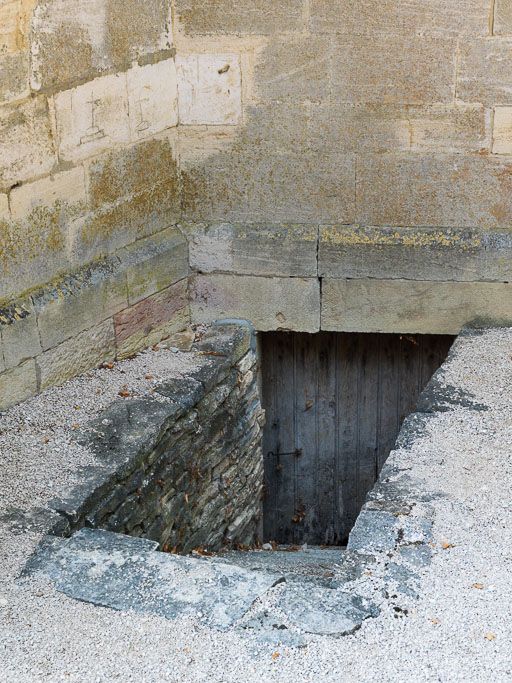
[51,322,265,553]
[1,1,512,408]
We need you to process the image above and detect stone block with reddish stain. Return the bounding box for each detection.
[114,280,189,358]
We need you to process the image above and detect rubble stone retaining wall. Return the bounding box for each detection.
[50,322,265,553]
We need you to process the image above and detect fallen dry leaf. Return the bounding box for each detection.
[472,583,484,590]
[485,632,496,641]
[118,385,132,398]
[441,541,455,550]
[271,652,280,661]
[430,618,441,625]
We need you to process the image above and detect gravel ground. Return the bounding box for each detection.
[1,328,511,683]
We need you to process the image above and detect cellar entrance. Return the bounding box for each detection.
[261,332,454,546]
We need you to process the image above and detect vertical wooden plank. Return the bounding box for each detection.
[376,334,400,472]
[357,334,379,516]
[316,332,338,544]
[336,333,361,543]
[293,333,320,544]
[261,333,278,542]
[273,332,297,544]
[398,334,421,425]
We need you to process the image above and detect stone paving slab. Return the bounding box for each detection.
[28,528,285,631]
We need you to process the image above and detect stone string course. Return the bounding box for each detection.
[45,322,265,553]
[1,223,512,411]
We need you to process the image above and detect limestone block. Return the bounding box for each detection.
[309,104,410,153]
[321,279,512,335]
[0,193,9,220]
[37,319,116,390]
[31,0,172,92]
[330,35,455,104]
[74,136,181,263]
[114,280,189,359]
[241,103,311,154]
[33,260,128,351]
[87,137,178,208]
[0,97,56,190]
[0,359,37,411]
[310,0,489,37]
[0,1,19,53]
[10,166,87,219]
[319,226,512,282]
[492,107,512,154]
[356,154,512,229]
[494,0,512,34]
[254,36,330,103]
[119,228,189,305]
[190,274,320,332]
[174,0,304,35]
[0,51,29,104]
[176,54,242,125]
[188,224,318,277]
[0,302,42,369]
[457,39,512,105]
[408,104,488,153]
[181,147,356,224]
[52,72,130,163]
[127,60,178,142]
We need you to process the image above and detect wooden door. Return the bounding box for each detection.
[261,332,453,545]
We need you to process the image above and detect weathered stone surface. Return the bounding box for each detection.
[0,193,9,221]
[74,135,181,263]
[0,0,20,54]
[356,154,512,228]
[277,583,379,636]
[0,301,41,369]
[33,260,128,351]
[174,0,304,35]
[10,166,87,219]
[492,107,512,154]
[188,224,318,277]
[176,54,242,125]
[330,35,456,104]
[307,103,487,154]
[191,274,320,332]
[254,36,329,103]
[37,319,116,390]
[52,72,131,163]
[348,510,398,554]
[114,280,189,358]
[321,279,512,334]
[88,137,178,209]
[120,228,188,305]
[31,528,282,630]
[494,0,512,34]
[0,359,37,411]
[457,38,512,104]
[181,148,356,224]
[407,104,488,152]
[31,0,172,92]
[0,97,56,190]
[319,226,512,282]
[127,60,178,141]
[310,0,489,36]
[0,51,29,104]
